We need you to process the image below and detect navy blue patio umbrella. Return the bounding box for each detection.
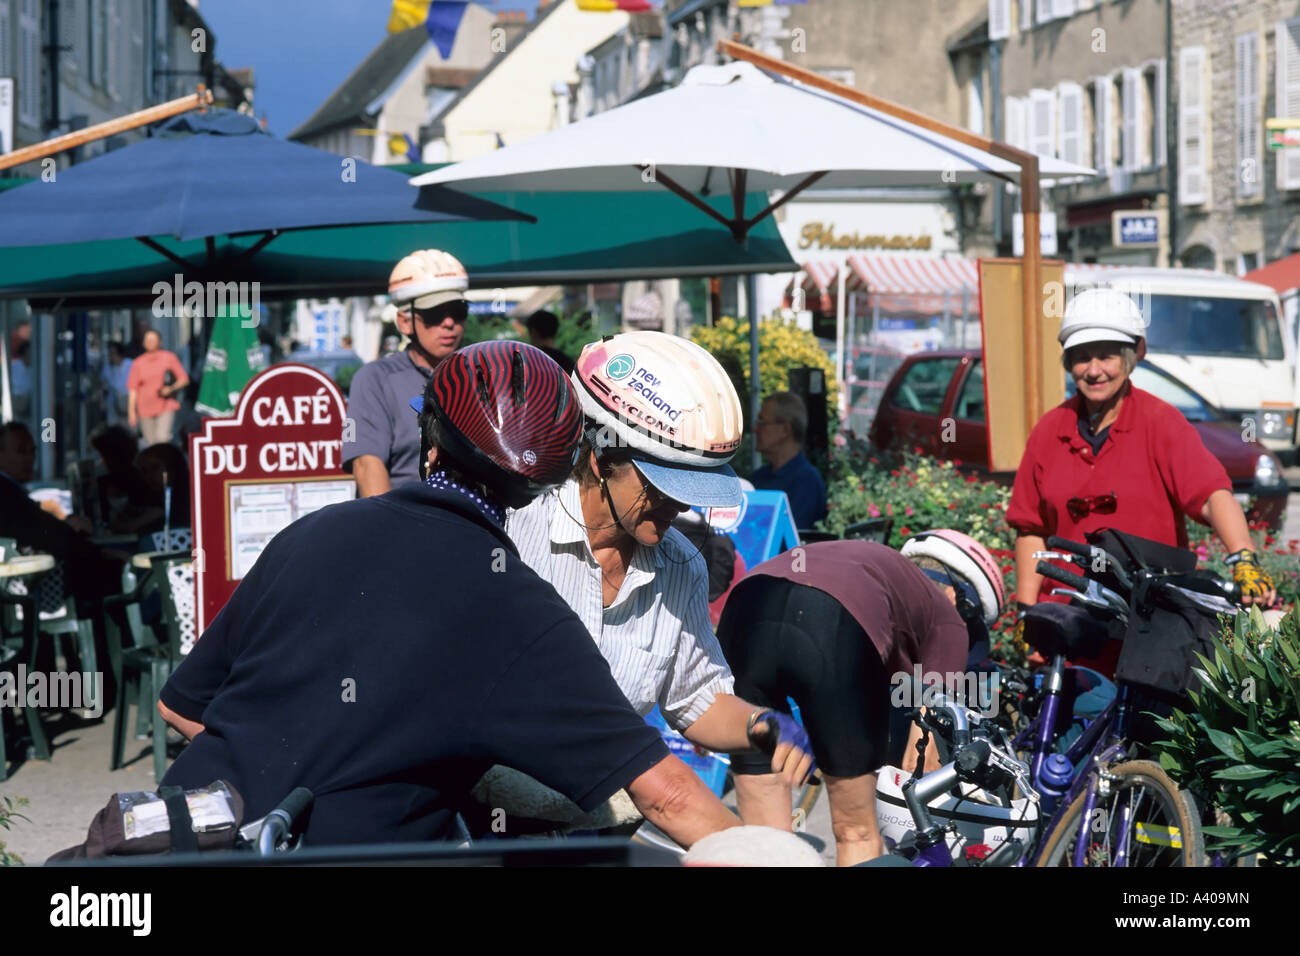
[0,109,532,270]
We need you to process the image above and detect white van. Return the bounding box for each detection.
[1064,266,1297,455]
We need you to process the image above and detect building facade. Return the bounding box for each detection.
[1174,0,1300,274]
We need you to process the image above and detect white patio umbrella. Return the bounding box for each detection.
[414,59,1095,463]
[412,61,1092,236]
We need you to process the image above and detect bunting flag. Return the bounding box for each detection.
[387,1,474,59]
[388,132,420,162]
[576,1,654,11]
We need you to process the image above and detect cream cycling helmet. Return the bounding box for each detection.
[572,331,744,509]
[388,249,469,310]
[901,529,1006,626]
[1058,287,1147,351]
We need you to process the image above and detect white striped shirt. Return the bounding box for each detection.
[507,479,734,731]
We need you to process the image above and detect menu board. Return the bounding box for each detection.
[227,478,355,579]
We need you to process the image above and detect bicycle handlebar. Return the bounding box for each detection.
[256,787,314,857]
[1035,560,1091,593]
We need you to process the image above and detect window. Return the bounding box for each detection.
[1036,0,1052,25]
[1237,32,1262,199]
[1275,18,1300,189]
[1052,0,1076,18]
[1178,47,1208,204]
[63,0,77,74]
[1020,0,1032,32]
[889,358,963,416]
[954,362,986,422]
[1146,295,1283,360]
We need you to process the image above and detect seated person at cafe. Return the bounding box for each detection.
[0,422,127,705]
[751,392,827,530]
[522,310,575,375]
[90,423,153,531]
[109,443,191,537]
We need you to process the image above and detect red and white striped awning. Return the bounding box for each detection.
[783,260,840,311]
[845,254,979,295]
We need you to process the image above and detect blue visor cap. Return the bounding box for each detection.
[631,455,743,510]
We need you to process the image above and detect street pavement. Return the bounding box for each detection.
[3,468,1296,867]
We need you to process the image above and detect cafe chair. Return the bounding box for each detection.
[107,552,194,781]
[139,527,192,554]
[796,529,839,544]
[0,538,52,780]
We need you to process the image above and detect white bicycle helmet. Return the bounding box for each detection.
[573,331,743,509]
[1058,288,1147,351]
[388,248,469,310]
[901,529,1006,626]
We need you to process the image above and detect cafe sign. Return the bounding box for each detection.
[191,364,354,634]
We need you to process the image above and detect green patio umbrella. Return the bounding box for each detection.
[194,308,267,416]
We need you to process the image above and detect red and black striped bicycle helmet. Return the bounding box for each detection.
[425,341,582,509]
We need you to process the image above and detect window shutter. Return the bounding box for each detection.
[1059,83,1083,165]
[1004,95,1023,148]
[1053,0,1076,18]
[1036,0,1052,25]
[0,0,11,79]
[1179,46,1207,204]
[107,0,118,98]
[969,59,985,134]
[1276,19,1300,189]
[17,0,36,127]
[63,0,76,74]
[1122,68,1140,169]
[1029,88,1056,157]
[1237,32,1261,198]
[989,0,1010,41]
[1077,0,1095,10]
[1093,76,1111,172]
[1154,58,1167,167]
[1020,0,1032,33]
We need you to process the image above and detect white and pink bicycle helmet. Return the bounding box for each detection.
[901,529,1006,626]
[573,331,744,509]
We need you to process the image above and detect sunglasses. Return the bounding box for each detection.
[413,301,469,326]
[1066,492,1117,522]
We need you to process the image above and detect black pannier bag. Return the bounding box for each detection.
[1084,528,1225,703]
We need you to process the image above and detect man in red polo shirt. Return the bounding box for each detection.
[127,329,189,447]
[1007,288,1275,674]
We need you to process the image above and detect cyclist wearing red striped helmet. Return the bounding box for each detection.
[715,530,1004,866]
[156,341,740,849]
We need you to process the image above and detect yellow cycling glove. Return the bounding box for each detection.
[1225,550,1274,602]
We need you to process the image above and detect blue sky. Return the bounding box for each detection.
[201,1,540,137]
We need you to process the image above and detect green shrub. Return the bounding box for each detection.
[1153,607,1300,865]
[0,795,29,866]
[690,316,839,428]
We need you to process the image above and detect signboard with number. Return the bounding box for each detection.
[191,364,353,633]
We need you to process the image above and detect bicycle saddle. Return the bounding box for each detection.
[1021,603,1113,661]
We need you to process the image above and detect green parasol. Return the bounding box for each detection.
[195,307,267,416]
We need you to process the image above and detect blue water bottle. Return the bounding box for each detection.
[1038,753,1074,814]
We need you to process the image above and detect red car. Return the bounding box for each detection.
[868,350,1289,529]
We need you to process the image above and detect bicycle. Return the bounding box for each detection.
[875,530,1243,867]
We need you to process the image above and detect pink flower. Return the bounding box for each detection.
[868,503,881,518]
[834,433,847,447]
[886,503,894,517]
[905,506,913,516]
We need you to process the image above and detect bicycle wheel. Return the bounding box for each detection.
[1036,760,1204,867]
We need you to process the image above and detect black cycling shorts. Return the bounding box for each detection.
[717,577,890,778]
